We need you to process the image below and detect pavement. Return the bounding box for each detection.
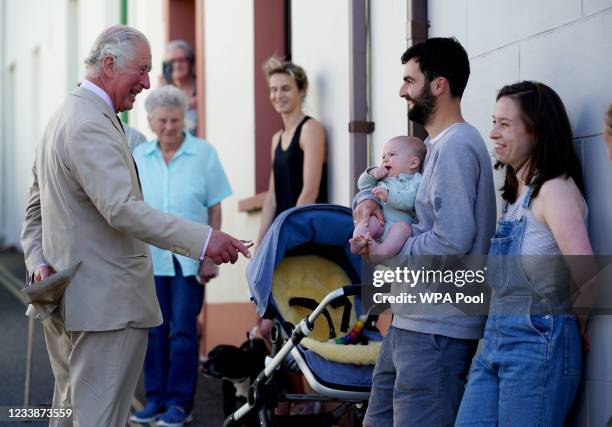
[0,248,225,427]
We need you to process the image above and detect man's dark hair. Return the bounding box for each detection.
[494,81,583,203]
[401,37,470,99]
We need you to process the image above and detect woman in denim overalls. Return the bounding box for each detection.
[456,82,593,426]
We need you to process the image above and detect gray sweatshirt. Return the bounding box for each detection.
[355,123,496,339]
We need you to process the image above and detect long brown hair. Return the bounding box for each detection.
[494,81,584,203]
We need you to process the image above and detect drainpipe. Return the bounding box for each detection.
[348,1,428,197]
[348,0,374,198]
[195,0,206,139]
[120,0,129,124]
[0,0,6,243]
[406,0,428,139]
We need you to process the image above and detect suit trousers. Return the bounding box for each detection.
[43,310,147,427]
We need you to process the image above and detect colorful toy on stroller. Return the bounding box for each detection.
[224,204,382,426]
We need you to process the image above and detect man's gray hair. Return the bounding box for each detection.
[145,85,188,119]
[84,25,149,76]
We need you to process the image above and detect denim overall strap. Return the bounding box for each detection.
[487,185,556,314]
[522,186,534,209]
[501,200,509,214]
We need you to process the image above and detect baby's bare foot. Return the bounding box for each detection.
[350,235,369,254]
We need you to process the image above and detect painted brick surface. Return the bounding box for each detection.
[466,0,581,56]
[583,0,612,16]
[582,135,612,255]
[519,10,612,138]
[463,44,520,142]
[584,316,612,383]
[292,0,351,206]
[586,380,612,426]
[370,0,410,161]
[428,0,469,51]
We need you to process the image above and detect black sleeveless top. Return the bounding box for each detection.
[273,116,328,217]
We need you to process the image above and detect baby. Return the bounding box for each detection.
[350,136,426,256]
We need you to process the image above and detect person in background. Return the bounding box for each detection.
[130,85,232,427]
[256,56,328,246]
[163,39,209,363]
[162,40,198,135]
[456,81,592,426]
[254,56,329,417]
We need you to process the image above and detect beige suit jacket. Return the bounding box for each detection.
[21,87,211,331]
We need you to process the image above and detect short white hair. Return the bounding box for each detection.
[145,85,188,119]
[84,25,149,76]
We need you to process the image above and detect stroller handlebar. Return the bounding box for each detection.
[306,288,347,326]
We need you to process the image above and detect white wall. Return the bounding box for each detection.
[429,2,612,425]
[0,0,169,247]
[2,0,74,245]
[291,0,351,207]
[127,0,166,140]
[369,0,409,164]
[0,0,7,243]
[202,0,259,304]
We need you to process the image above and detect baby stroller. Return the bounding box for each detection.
[224,204,382,427]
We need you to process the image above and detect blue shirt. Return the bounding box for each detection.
[133,132,232,277]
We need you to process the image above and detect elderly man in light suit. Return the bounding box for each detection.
[20,25,250,427]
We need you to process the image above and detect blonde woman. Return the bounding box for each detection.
[256,57,328,246]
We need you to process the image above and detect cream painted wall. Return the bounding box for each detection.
[3,0,73,245]
[127,0,166,140]
[291,0,351,207]
[0,0,167,246]
[0,0,5,242]
[369,0,409,165]
[202,0,258,304]
[77,0,119,71]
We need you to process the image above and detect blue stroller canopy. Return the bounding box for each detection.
[247,204,361,317]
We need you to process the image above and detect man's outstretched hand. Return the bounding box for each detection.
[206,230,251,265]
